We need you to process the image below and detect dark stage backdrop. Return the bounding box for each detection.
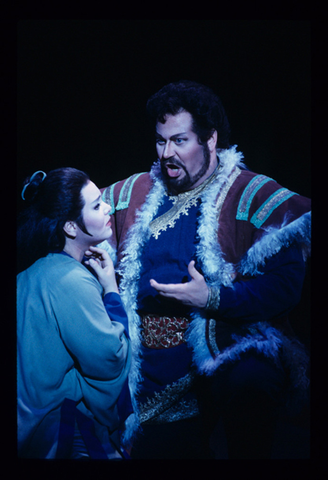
[17,20,311,345]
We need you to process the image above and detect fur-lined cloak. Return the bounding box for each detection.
[100,146,311,444]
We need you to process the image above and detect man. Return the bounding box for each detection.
[100,80,311,458]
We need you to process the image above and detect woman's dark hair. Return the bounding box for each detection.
[146,80,231,149]
[17,167,90,273]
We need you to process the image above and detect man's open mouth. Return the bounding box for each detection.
[165,163,182,178]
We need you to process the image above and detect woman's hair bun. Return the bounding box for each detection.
[21,171,47,202]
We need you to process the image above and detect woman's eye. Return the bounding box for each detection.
[175,138,185,144]
[94,203,100,210]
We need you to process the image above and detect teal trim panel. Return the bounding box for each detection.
[250,188,298,228]
[236,175,273,221]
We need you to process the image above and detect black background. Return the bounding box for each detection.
[17,20,310,195]
[16,20,311,345]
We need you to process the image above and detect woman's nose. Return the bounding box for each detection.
[103,202,111,215]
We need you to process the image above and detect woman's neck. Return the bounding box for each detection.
[63,240,87,263]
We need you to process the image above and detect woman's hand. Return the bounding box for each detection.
[84,245,119,295]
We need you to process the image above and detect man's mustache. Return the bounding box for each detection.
[161,157,185,171]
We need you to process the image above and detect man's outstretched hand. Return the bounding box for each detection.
[149,260,209,308]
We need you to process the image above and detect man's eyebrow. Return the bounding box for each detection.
[155,132,188,139]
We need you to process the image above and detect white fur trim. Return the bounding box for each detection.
[239,211,311,276]
[117,168,165,444]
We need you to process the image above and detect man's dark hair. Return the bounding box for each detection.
[146,80,230,148]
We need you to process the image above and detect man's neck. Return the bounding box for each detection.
[184,159,219,193]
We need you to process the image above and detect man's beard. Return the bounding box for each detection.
[160,143,211,195]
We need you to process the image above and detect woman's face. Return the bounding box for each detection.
[79,180,112,244]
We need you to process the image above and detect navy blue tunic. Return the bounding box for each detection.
[136,194,200,406]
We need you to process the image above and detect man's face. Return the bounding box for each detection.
[155,110,212,194]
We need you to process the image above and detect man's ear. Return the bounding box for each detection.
[63,221,77,239]
[207,130,218,152]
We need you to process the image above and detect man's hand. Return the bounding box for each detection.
[149,260,209,308]
[84,245,119,295]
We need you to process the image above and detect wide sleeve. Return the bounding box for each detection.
[51,265,131,428]
[217,242,306,324]
[103,291,130,339]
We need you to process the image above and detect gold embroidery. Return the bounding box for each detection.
[141,315,190,349]
[139,372,197,424]
[142,399,199,424]
[208,319,220,356]
[205,287,221,312]
[149,165,222,239]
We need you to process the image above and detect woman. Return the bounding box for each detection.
[17,168,132,459]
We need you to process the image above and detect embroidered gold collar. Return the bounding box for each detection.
[149,164,222,239]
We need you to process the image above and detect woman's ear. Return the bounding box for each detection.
[63,221,78,239]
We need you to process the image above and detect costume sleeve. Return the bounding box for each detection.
[52,267,131,428]
[103,292,130,339]
[217,242,306,324]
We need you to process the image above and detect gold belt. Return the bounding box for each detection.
[141,315,190,349]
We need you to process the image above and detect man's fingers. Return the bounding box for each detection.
[150,279,170,292]
[150,279,184,297]
[187,260,202,279]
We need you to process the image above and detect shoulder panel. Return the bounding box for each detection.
[250,188,298,228]
[102,172,146,215]
[236,174,273,221]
